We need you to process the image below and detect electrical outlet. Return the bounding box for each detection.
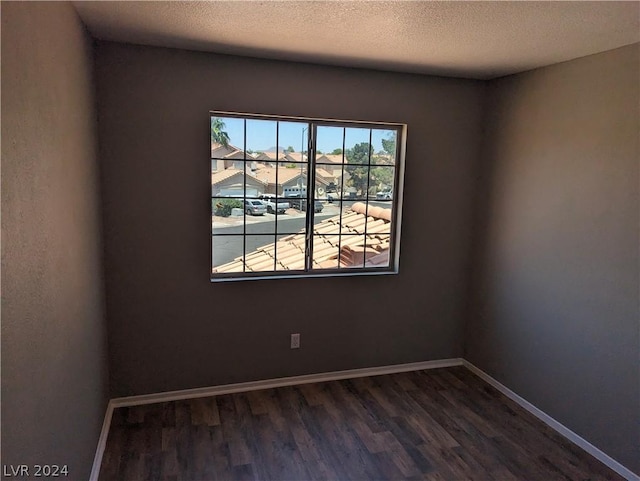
[290,333,300,349]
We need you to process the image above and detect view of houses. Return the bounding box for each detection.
[210,119,399,274]
[211,142,395,202]
[211,142,334,199]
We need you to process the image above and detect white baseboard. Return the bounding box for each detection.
[111,358,463,408]
[89,358,638,481]
[89,400,115,481]
[462,360,639,481]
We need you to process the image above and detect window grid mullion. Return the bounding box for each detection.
[337,127,346,269]
[273,122,279,272]
[362,128,373,267]
[242,118,247,273]
[304,123,315,272]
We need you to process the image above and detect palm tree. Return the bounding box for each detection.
[211,117,230,148]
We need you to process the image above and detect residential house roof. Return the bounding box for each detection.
[317,154,344,164]
[224,150,251,160]
[316,167,335,182]
[211,168,266,186]
[282,152,307,163]
[253,166,330,187]
[253,166,302,185]
[213,202,392,273]
[211,143,237,158]
[211,143,258,161]
[254,151,283,161]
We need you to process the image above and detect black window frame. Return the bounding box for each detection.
[210,111,406,282]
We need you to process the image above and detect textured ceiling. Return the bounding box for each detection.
[74,1,639,79]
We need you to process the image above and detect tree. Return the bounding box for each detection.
[330,148,343,155]
[347,142,373,165]
[370,167,393,192]
[211,118,230,148]
[346,143,373,194]
[381,133,396,159]
[286,146,295,153]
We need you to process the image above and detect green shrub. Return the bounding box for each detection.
[214,198,243,217]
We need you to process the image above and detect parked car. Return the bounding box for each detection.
[258,194,289,214]
[376,190,393,200]
[287,196,305,211]
[244,200,267,216]
[288,196,324,213]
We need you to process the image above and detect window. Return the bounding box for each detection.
[211,111,405,281]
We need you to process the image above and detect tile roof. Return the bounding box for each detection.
[213,202,392,274]
[316,168,335,181]
[211,168,266,186]
[252,166,331,187]
[211,143,258,160]
[253,166,303,185]
[224,150,252,160]
[317,154,344,164]
[282,152,305,162]
[211,143,236,157]
[253,151,280,161]
[252,151,309,162]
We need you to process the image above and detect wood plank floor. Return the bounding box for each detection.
[99,367,625,480]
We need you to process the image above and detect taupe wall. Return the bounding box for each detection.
[466,44,639,473]
[95,42,484,397]
[1,2,108,478]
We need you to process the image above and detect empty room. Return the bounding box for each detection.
[1,1,638,480]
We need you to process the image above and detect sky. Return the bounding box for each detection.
[212,116,396,155]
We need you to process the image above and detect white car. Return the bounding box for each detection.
[258,194,289,214]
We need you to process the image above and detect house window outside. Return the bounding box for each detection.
[211,111,405,281]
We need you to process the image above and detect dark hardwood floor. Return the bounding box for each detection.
[99,366,624,481]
